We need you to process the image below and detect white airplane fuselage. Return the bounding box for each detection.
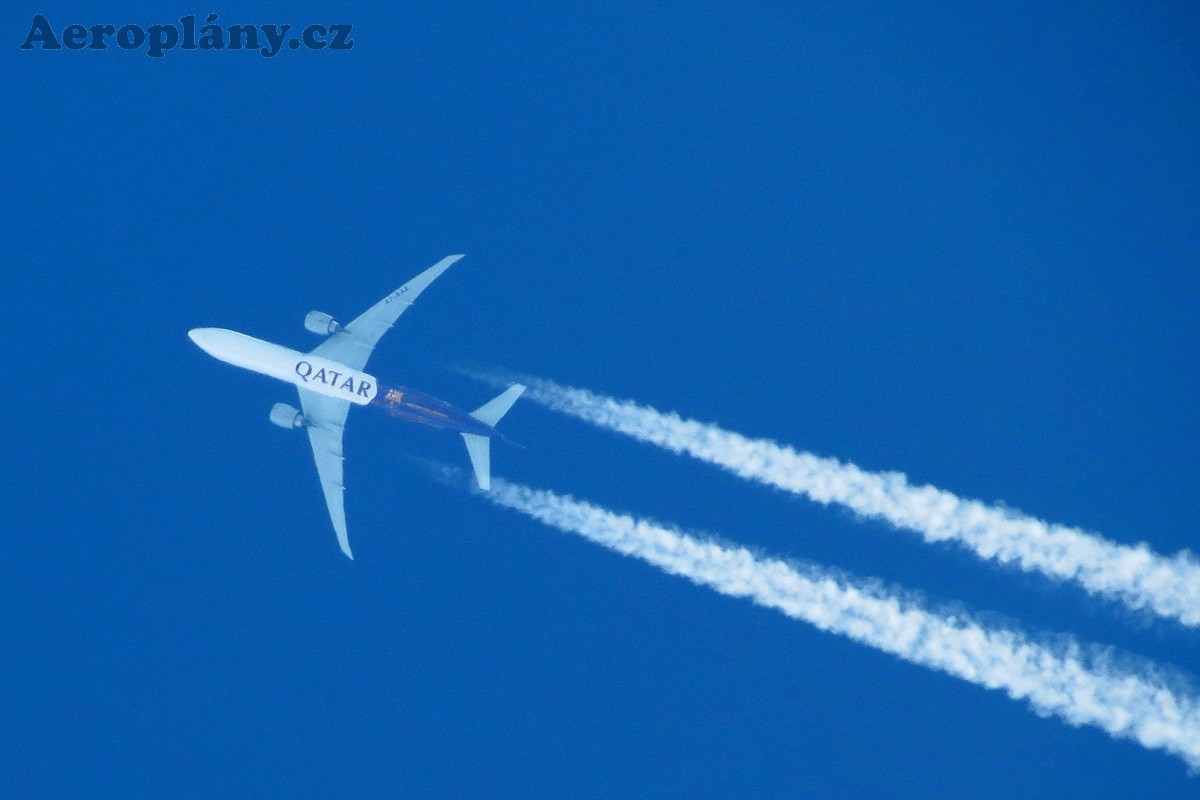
[189,328,378,406]
[188,326,501,438]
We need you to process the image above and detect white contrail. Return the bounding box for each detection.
[468,370,1200,628]
[479,477,1200,771]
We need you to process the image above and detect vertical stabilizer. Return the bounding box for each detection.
[461,433,491,490]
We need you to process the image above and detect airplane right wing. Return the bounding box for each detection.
[297,387,354,559]
[311,254,463,372]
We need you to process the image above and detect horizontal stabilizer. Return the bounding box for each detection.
[469,383,526,428]
[461,433,491,490]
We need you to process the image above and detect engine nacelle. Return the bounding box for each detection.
[304,310,341,335]
[269,402,306,429]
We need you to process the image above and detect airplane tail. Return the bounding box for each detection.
[461,383,526,490]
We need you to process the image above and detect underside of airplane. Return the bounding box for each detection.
[189,255,524,558]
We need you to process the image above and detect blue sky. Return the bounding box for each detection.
[4,2,1199,796]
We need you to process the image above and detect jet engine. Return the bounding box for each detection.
[269,402,306,429]
[304,310,342,335]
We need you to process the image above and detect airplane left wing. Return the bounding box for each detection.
[298,387,354,559]
[311,254,463,372]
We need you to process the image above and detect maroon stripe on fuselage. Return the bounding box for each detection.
[370,383,497,437]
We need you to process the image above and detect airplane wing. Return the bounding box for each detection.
[297,387,354,559]
[311,254,463,372]
[299,254,462,558]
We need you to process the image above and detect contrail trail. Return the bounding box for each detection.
[462,370,1200,628]
[474,476,1200,771]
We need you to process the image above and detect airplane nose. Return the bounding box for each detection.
[188,328,220,355]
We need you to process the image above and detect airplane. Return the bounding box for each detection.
[188,254,525,559]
